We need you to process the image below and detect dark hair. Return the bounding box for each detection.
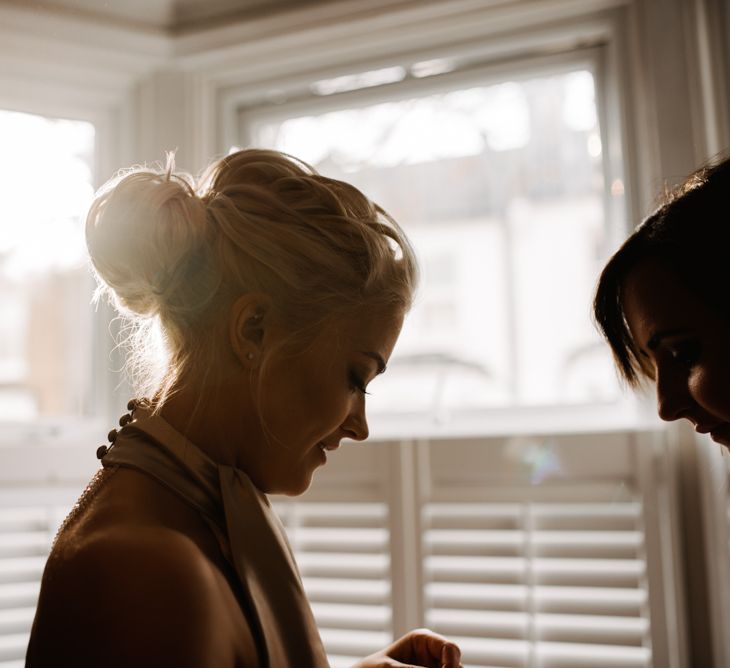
[593,155,730,386]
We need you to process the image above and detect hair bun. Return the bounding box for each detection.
[86,160,208,318]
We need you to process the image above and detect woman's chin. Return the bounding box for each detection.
[709,426,730,449]
[275,469,317,497]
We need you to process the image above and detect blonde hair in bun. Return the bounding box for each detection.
[86,154,216,318]
[86,149,417,406]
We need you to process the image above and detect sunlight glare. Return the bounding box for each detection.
[0,110,95,281]
[562,70,597,131]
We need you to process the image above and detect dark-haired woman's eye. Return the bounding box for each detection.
[669,341,700,367]
[348,371,370,395]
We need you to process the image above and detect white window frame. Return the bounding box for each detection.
[0,102,113,448]
[231,31,642,440]
[0,3,157,459]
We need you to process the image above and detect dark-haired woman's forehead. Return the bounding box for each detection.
[622,260,693,352]
[621,259,727,357]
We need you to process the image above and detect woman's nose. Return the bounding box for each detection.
[656,368,691,422]
[342,397,369,442]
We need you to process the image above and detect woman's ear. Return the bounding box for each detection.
[229,293,272,367]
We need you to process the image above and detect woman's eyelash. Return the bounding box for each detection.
[669,341,700,366]
[348,371,370,395]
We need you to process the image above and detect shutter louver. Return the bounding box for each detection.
[424,501,652,668]
[0,506,60,667]
[274,501,392,668]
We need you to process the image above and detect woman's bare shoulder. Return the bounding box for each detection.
[28,525,239,667]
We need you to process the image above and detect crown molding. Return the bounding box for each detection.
[174,0,629,79]
[0,3,172,103]
[0,0,630,83]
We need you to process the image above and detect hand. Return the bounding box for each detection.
[352,628,462,668]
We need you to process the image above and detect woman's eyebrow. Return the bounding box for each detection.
[358,351,387,374]
[647,328,689,351]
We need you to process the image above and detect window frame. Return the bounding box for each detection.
[0,89,129,459]
[234,44,643,437]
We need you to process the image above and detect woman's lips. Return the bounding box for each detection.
[319,441,340,451]
[695,421,723,434]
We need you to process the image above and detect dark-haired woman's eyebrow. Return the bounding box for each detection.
[358,351,387,375]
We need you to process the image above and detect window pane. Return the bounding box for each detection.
[0,110,95,421]
[250,68,621,412]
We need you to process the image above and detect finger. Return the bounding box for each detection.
[411,628,452,660]
[388,629,461,667]
[440,642,462,668]
[420,630,461,666]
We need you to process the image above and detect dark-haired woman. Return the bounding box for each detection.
[594,156,730,447]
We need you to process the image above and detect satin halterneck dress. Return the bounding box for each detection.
[100,408,330,668]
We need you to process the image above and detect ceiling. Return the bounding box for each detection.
[1,0,338,33]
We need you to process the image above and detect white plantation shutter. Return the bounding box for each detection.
[418,431,680,668]
[0,434,682,668]
[271,433,675,668]
[274,501,392,667]
[271,443,397,667]
[0,487,77,668]
[423,499,651,668]
[0,470,392,668]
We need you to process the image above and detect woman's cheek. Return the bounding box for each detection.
[691,365,729,417]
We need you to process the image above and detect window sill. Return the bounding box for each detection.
[365,399,664,442]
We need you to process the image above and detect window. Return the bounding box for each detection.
[243,57,625,419]
[0,109,97,667]
[0,110,95,422]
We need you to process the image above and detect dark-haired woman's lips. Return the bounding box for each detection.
[696,423,722,434]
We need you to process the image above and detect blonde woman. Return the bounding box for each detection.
[26,150,462,668]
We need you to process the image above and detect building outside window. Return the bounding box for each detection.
[244,61,624,423]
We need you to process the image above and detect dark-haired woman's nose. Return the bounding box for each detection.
[656,367,692,422]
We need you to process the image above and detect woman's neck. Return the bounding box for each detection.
[157,381,256,471]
